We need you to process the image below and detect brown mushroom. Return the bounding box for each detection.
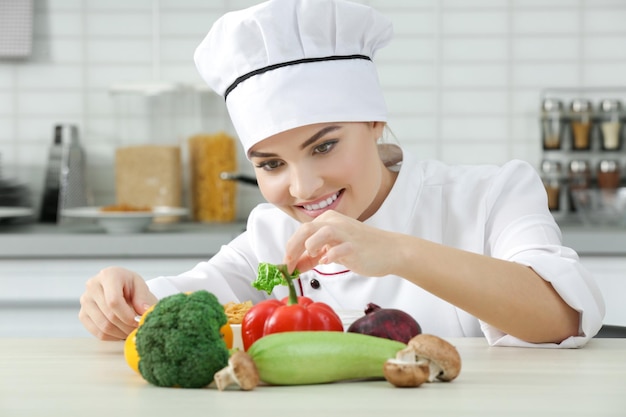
[407,334,461,382]
[383,358,429,388]
[383,333,461,387]
[213,351,260,391]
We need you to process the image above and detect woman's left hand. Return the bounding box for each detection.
[283,210,398,276]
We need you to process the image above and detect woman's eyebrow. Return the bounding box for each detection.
[248,149,276,158]
[248,125,342,159]
[299,125,341,150]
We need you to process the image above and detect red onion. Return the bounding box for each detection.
[347,303,422,344]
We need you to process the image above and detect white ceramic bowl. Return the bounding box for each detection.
[97,215,153,234]
[0,206,33,219]
[61,206,188,234]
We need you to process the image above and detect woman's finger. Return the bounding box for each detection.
[80,270,139,339]
[293,250,323,273]
[98,271,143,328]
[285,214,348,271]
[284,222,318,272]
[79,298,130,340]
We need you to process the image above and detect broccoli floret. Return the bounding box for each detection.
[135,290,230,388]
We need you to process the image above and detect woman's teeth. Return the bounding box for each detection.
[302,192,339,211]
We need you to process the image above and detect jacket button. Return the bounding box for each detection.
[310,279,320,289]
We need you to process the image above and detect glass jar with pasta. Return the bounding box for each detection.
[188,132,238,222]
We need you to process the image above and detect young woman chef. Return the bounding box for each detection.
[79,0,604,347]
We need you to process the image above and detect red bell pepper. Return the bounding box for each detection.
[241,263,343,350]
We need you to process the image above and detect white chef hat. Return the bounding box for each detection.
[194,0,393,155]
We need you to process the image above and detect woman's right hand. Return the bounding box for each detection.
[78,266,158,341]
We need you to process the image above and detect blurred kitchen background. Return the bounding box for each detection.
[2,0,626,337]
[1,0,625,221]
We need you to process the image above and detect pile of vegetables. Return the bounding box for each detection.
[215,331,461,390]
[125,262,462,391]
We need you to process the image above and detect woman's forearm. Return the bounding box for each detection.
[390,233,580,344]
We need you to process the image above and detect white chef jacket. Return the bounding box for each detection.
[147,149,605,348]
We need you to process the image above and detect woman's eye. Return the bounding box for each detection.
[255,159,283,171]
[314,140,337,154]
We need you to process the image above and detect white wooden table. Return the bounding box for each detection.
[1,337,624,416]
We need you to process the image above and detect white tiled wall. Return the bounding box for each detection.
[1,0,626,217]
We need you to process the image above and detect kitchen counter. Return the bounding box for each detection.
[1,337,624,416]
[556,220,626,256]
[0,221,247,258]
[0,220,623,257]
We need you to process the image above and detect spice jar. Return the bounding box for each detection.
[569,99,593,150]
[540,98,564,150]
[597,159,621,190]
[540,160,562,211]
[568,159,591,211]
[598,99,623,151]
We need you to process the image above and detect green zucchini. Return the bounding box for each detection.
[246,331,406,385]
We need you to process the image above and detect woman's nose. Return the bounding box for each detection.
[289,166,323,200]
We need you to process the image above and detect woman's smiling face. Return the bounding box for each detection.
[248,121,393,223]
